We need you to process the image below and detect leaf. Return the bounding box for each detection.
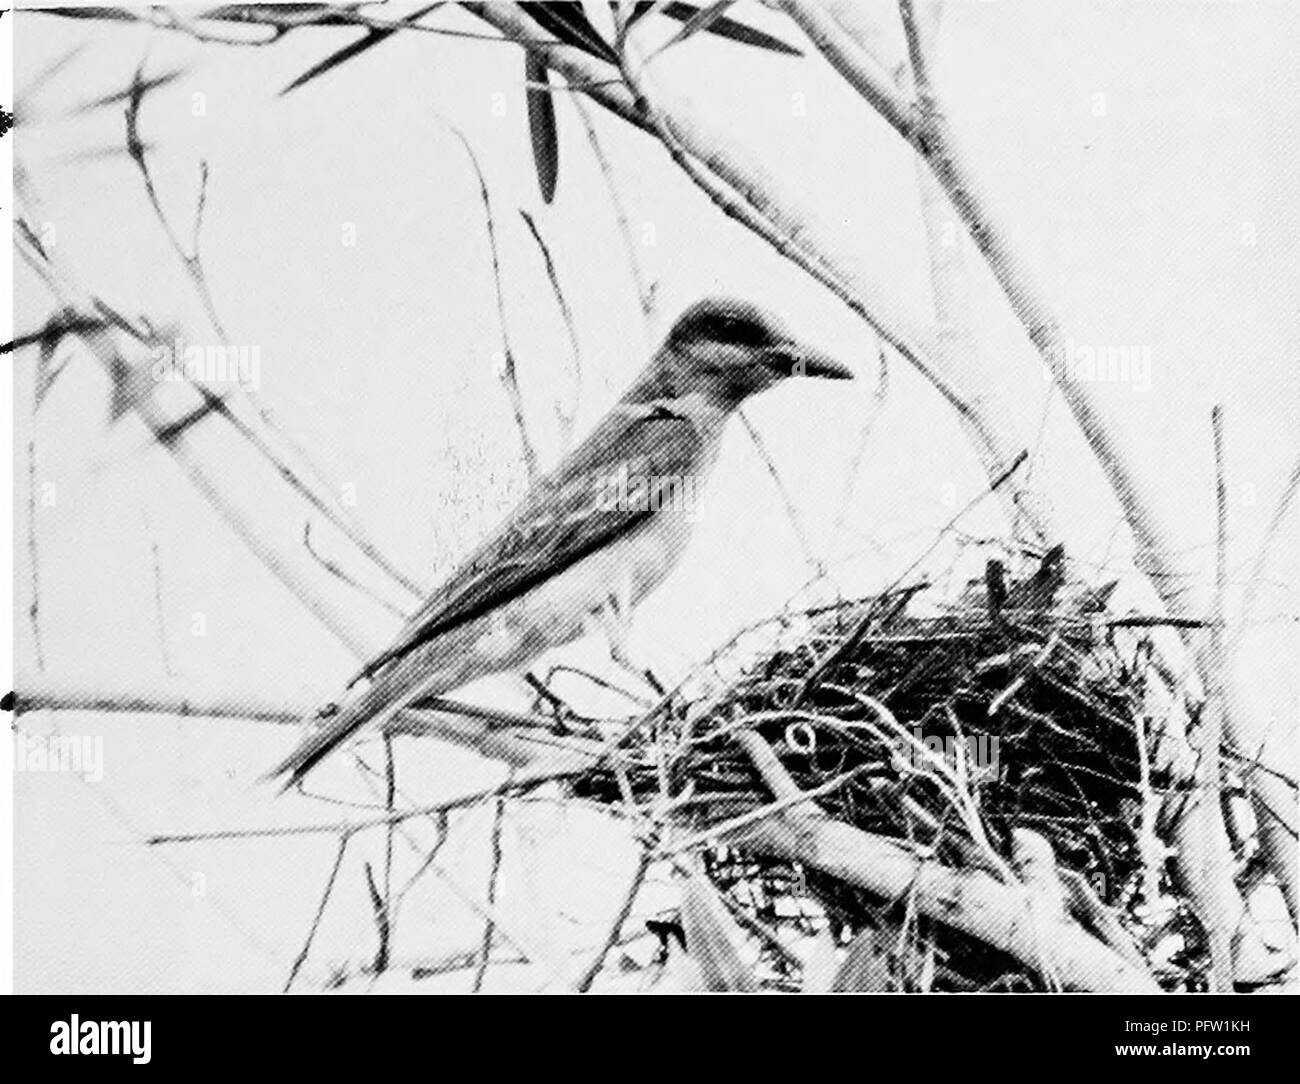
[284,31,383,94]
[678,871,759,992]
[526,2,620,64]
[281,3,443,95]
[35,7,141,21]
[650,0,736,58]
[199,4,350,27]
[625,1,670,33]
[659,1,802,56]
[525,53,559,204]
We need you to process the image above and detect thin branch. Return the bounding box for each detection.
[303,522,409,619]
[1133,700,1161,908]
[574,844,652,991]
[126,3,502,47]
[1200,406,1233,990]
[284,831,351,992]
[375,733,398,976]
[440,120,540,479]
[519,209,583,451]
[832,344,890,543]
[124,65,225,340]
[24,428,47,673]
[473,787,509,991]
[343,753,562,986]
[143,511,176,677]
[573,96,656,324]
[737,410,824,578]
[662,758,881,858]
[896,0,932,105]
[393,809,451,909]
[362,860,391,977]
[541,662,652,709]
[1235,451,1300,649]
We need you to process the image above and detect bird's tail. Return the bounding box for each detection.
[262,676,416,792]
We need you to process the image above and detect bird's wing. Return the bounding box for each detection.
[355,403,705,681]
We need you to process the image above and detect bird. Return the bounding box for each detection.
[266,296,853,789]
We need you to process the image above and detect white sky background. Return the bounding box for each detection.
[9,1,1299,992]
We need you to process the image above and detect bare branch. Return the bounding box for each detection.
[284,831,351,992]
[737,410,824,579]
[574,97,657,324]
[143,513,176,677]
[519,209,583,451]
[574,845,651,991]
[832,344,890,544]
[473,786,509,991]
[1235,451,1300,648]
[303,523,409,620]
[24,427,47,673]
[439,119,540,480]
[1199,406,1234,990]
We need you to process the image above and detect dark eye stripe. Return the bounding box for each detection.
[706,314,769,346]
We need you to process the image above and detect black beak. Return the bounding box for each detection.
[764,341,854,381]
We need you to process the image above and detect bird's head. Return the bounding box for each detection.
[633,296,853,408]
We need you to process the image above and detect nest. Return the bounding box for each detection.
[570,546,1214,991]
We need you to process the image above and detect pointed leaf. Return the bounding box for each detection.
[281,4,442,95]
[524,53,559,204]
[200,4,347,27]
[650,0,735,58]
[527,2,619,64]
[283,30,382,94]
[36,7,141,21]
[626,1,669,32]
[661,1,802,55]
